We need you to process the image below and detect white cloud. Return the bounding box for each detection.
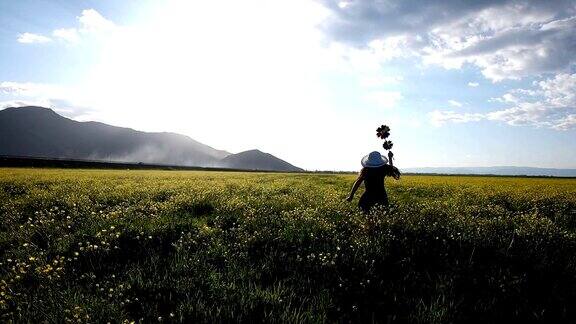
[364,91,403,108]
[451,16,576,82]
[501,93,519,103]
[554,114,576,131]
[367,35,414,61]
[0,81,73,98]
[78,9,116,33]
[1,81,73,100]
[0,100,47,109]
[320,1,576,131]
[538,72,576,107]
[486,73,576,129]
[318,0,576,82]
[19,9,116,45]
[448,100,463,107]
[53,28,80,43]
[0,99,94,119]
[431,73,576,130]
[429,110,484,127]
[0,81,46,95]
[0,81,94,119]
[17,33,52,44]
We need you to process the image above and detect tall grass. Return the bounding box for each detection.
[1,169,575,322]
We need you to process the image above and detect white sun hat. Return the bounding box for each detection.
[361,151,388,168]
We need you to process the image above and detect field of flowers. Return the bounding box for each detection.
[1,168,576,323]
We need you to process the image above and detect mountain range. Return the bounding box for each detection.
[2,106,574,176]
[0,106,303,172]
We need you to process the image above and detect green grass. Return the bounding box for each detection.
[1,168,576,323]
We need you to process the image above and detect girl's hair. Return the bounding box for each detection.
[389,166,401,180]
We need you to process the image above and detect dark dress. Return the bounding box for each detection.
[358,165,397,213]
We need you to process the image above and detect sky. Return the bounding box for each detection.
[0,0,575,171]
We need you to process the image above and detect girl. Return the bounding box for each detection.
[346,151,400,213]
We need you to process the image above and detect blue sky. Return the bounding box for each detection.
[1,0,575,170]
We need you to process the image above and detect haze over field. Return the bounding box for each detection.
[0,0,575,171]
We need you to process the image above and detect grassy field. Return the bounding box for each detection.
[1,168,576,323]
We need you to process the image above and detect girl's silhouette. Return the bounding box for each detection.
[347,151,400,213]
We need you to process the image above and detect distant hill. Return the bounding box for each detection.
[218,149,303,172]
[402,166,576,177]
[0,106,303,172]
